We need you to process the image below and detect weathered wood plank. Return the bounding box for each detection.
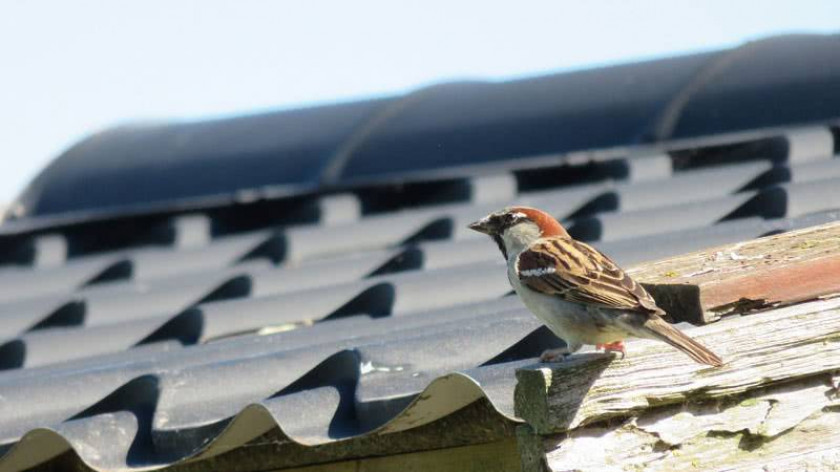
[275,438,521,472]
[628,220,840,324]
[515,425,548,472]
[533,376,840,472]
[514,298,840,435]
[164,397,518,472]
[728,448,840,472]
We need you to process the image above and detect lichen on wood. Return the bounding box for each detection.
[537,376,840,472]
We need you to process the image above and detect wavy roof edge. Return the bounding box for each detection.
[8,33,840,223]
[0,366,521,471]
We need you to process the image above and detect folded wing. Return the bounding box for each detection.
[516,237,661,313]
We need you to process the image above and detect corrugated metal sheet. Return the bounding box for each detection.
[11,34,840,221]
[2,33,840,470]
[0,122,838,471]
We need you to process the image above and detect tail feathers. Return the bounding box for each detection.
[643,318,724,367]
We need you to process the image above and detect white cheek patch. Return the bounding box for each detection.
[520,267,557,277]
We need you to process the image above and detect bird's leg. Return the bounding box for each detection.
[597,341,626,359]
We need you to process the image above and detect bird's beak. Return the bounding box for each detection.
[468,216,494,235]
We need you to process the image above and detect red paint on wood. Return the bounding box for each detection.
[702,255,840,312]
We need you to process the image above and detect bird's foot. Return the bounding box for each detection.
[597,341,626,359]
[540,347,572,363]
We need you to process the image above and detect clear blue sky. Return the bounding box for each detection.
[1,1,838,205]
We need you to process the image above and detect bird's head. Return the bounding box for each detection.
[468,206,568,259]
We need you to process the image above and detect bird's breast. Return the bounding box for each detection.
[507,262,630,345]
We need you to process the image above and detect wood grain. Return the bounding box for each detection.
[514,297,840,435]
[628,220,840,324]
[275,438,520,472]
[531,377,840,472]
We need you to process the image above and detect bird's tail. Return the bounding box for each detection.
[643,318,724,367]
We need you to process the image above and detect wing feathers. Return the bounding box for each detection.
[517,237,660,313]
[515,236,724,367]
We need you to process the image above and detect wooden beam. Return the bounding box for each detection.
[272,438,521,472]
[158,398,518,472]
[514,221,840,471]
[527,376,840,472]
[514,297,840,435]
[628,220,840,324]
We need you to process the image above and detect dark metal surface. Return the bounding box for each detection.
[1,42,840,471]
[0,123,837,470]
[10,34,840,220]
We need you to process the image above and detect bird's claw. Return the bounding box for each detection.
[540,348,571,363]
[597,341,626,359]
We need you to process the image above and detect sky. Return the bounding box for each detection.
[0,1,838,205]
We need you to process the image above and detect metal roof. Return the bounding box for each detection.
[11,34,840,221]
[1,34,840,472]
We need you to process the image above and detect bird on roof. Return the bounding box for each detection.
[468,206,723,367]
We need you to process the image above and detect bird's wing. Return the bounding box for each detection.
[516,237,661,313]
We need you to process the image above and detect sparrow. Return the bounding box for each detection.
[468,206,723,367]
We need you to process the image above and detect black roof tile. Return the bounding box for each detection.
[672,35,840,138]
[11,34,839,221]
[1,35,840,471]
[0,256,121,303]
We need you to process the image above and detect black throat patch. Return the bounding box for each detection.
[492,234,508,260]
